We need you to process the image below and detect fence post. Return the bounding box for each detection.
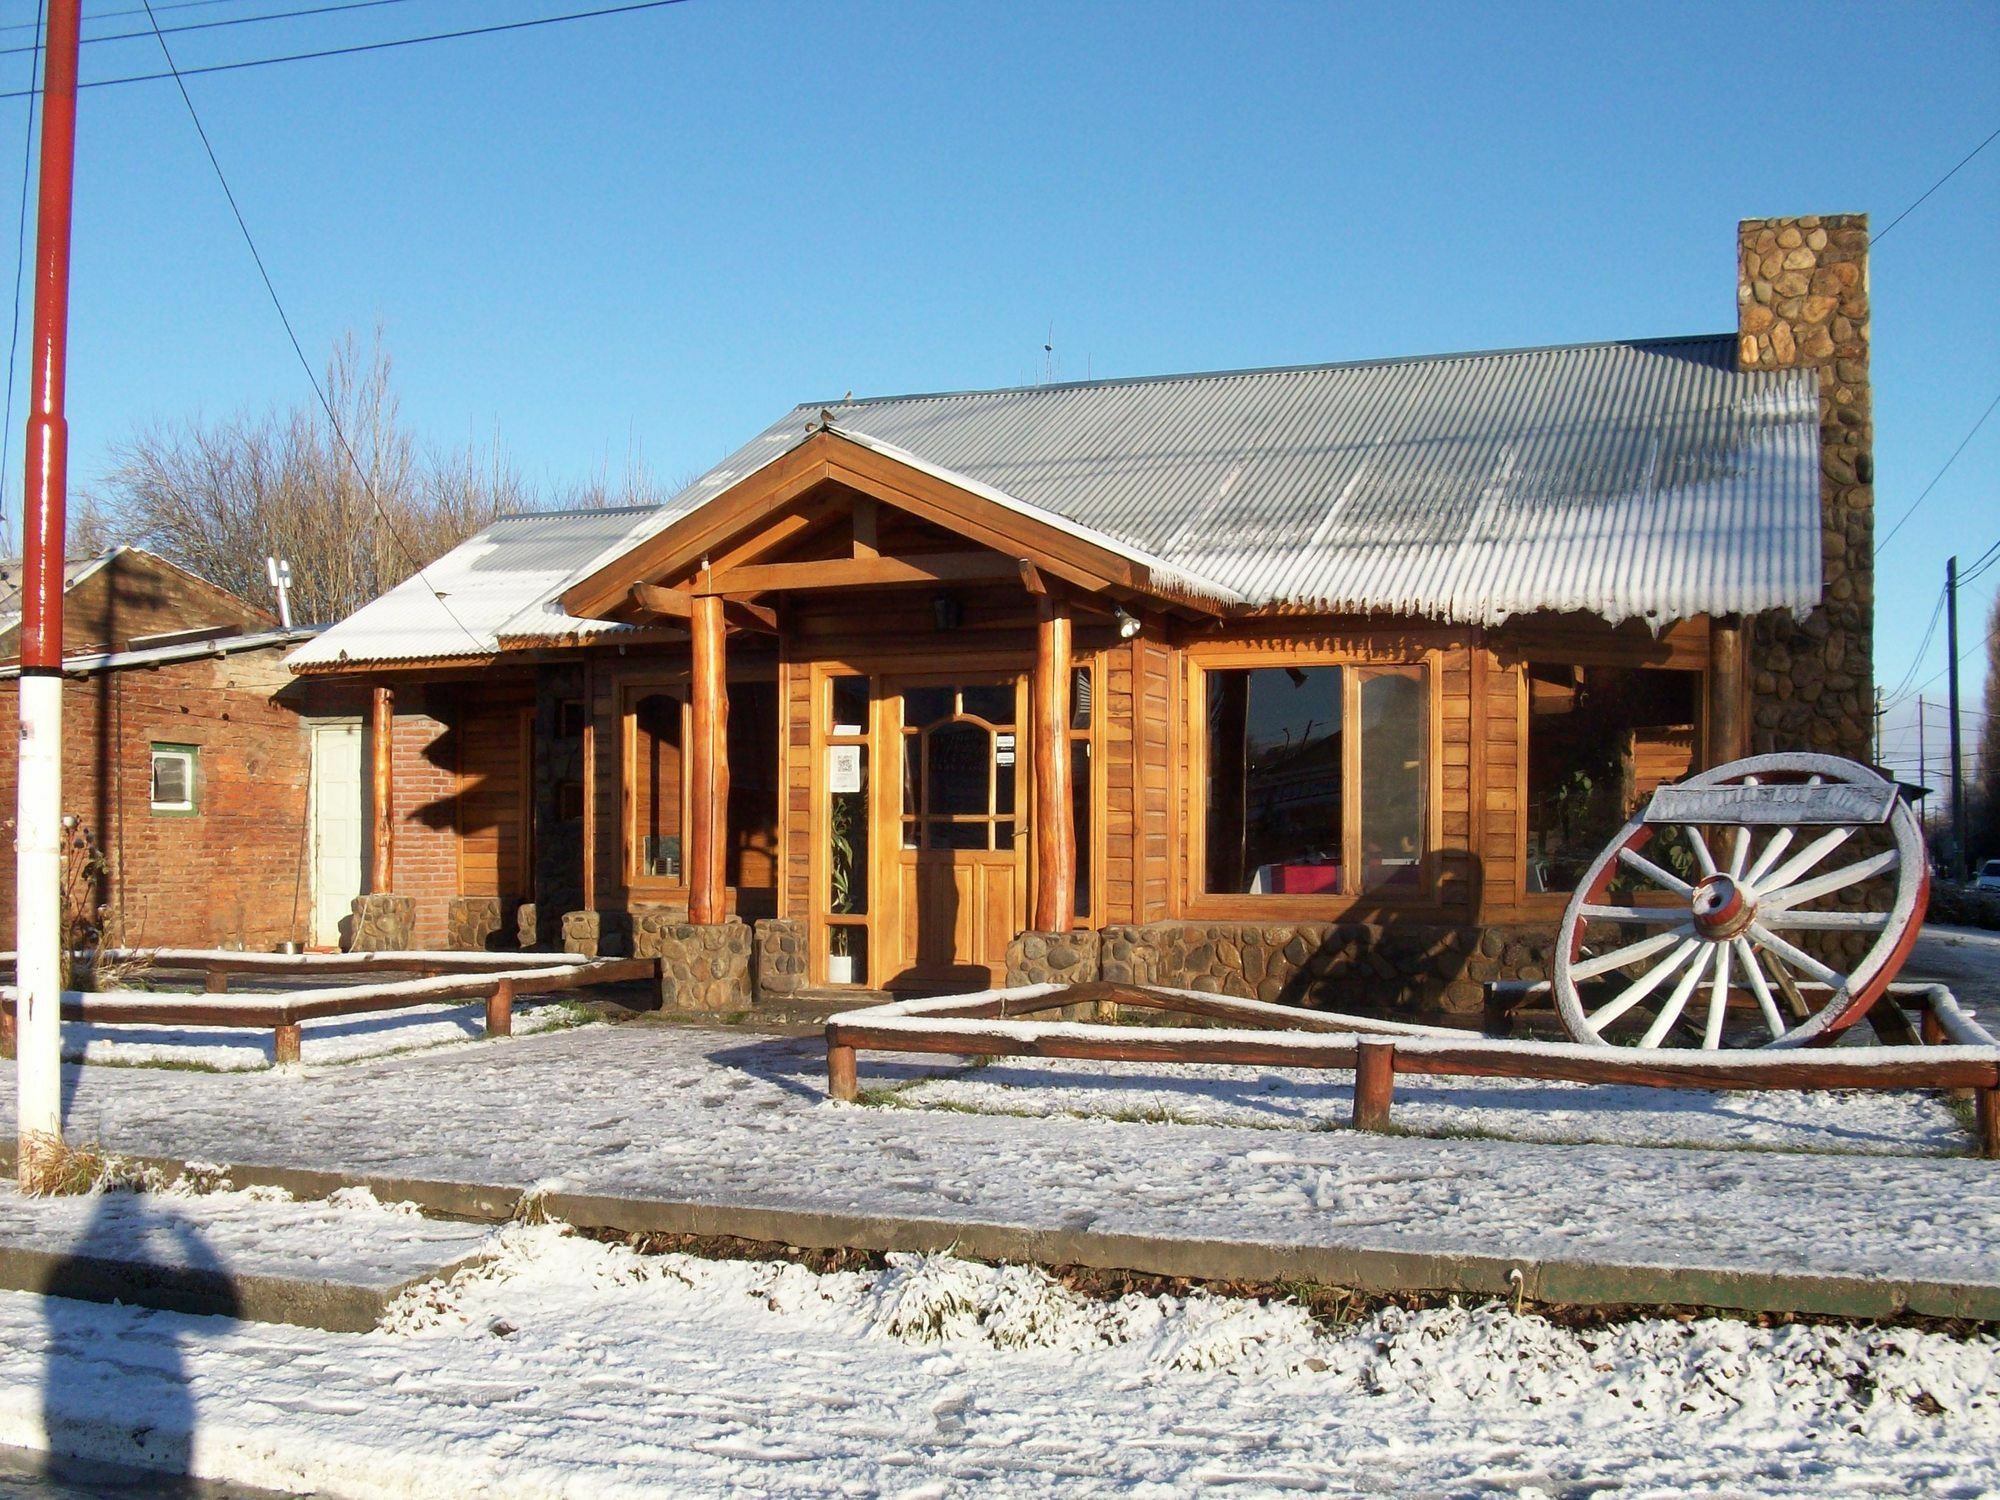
[827,1039,858,1102]
[1353,1039,1395,1132]
[487,979,514,1039]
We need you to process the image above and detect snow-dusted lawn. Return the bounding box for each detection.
[0,1185,1996,1497]
[59,997,594,1071]
[888,1054,1973,1155]
[14,1027,2000,1295]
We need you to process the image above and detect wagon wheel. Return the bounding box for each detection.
[1553,753,1928,1050]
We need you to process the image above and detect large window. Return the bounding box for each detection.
[1524,663,1698,893]
[1201,662,1427,897]
[628,688,686,882]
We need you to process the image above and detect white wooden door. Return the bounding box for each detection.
[310,723,365,948]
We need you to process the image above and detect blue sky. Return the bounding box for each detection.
[1,0,1996,791]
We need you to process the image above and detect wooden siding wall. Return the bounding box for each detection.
[456,689,532,899]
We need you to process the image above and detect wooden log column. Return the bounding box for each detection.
[580,659,597,912]
[1708,614,1745,765]
[689,594,730,924]
[369,684,394,892]
[1031,597,1075,932]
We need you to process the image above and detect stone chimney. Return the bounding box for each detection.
[1736,214,1872,760]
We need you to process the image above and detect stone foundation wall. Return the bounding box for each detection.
[1004,930,1102,988]
[633,915,753,1010]
[753,917,807,1002]
[347,894,415,953]
[1737,214,1872,761]
[1017,920,1561,1022]
[446,896,514,952]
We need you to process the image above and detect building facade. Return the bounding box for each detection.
[291,216,1873,1018]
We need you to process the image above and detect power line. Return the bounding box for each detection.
[0,0,261,40]
[136,0,483,648]
[1873,122,2000,246]
[1876,387,2000,551]
[1879,585,1946,703]
[0,0,42,547]
[0,0,691,99]
[0,0,428,60]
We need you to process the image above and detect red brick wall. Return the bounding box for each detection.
[387,697,459,949]
[0,648,312,949]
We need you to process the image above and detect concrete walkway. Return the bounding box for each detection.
[5,1011,1999,1321]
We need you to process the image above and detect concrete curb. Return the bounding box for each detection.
[15,1147,1988,1324]
[0,1240,487,1333]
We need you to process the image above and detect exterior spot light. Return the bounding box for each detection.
[932,593,964,632]
[1114,605,1141,639]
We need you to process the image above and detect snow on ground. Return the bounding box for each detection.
[0,1187,1995,1497]
[61,998,593,1071]
[890,1054,1971,1154]
[12,1026,2000,1292]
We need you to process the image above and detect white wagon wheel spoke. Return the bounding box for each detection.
[1686,826,1718,878]
[1577,904,1688,925]
[1742,775,1818,885]
[1728,824,1752,879]
[1758,908,1891,932]
[1588,936,1702,1031]
[1569,925,1694,983]
[1756,825,1856,896]
[1731,935,1789,1040]
[1700,942,1733,1050]
[1744,826,1797,886]
[1637,944,1718,1049]
[1759,846,1900,911]
[1617,846,1693,899]
[1748,923,1845,991]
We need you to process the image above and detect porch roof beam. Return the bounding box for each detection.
[702,552,1022,594]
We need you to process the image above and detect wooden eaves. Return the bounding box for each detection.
[558,429,1232,623]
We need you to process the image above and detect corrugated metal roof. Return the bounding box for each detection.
[297,335,1825,667]
[286,506,665,669]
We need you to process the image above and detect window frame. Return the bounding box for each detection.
[1186,646,1440,914]
[149,743,200,816]
[1514,655,1708,911]
[621,675,691,896]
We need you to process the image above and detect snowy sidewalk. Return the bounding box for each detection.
[7,1023,2000,1317]
[2,1192,1993,1498]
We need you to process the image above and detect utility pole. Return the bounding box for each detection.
[1873,686,1883,763]
[16,0,82,1192]
[1946,555,1966,883]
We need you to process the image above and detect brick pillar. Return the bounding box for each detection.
[1736,214,1872,760]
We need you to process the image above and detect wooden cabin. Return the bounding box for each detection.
[288,216,1872,1017]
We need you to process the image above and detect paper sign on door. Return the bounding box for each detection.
[828,744,863,794]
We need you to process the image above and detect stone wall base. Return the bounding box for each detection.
[753,917,807,1002]
[347,894,415,953]
[633,916,753,1011]
[1011,920,1564,1022]
[447,896,515,952]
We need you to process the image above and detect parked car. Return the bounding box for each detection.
[1977,859,2000,893]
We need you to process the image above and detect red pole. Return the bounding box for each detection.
[16,0,83,1191]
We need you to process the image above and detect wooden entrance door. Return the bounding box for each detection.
[888,676,1027,989]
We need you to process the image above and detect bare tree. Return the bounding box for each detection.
[1973,591,2000,867]
[82,332,528,624]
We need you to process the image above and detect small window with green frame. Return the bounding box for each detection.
[150,743,199,814]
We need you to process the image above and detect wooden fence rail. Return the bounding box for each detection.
[1,957,659,1066]
[825,980,2000,1159]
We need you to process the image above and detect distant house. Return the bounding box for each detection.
[289,215,1874,1016]
[0,547,336,951]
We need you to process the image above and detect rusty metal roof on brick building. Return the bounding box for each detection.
[291,335,1825,669]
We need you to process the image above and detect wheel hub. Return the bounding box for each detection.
[1690,873,1754,940]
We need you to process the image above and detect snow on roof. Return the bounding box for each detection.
[298,336,1825,667]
